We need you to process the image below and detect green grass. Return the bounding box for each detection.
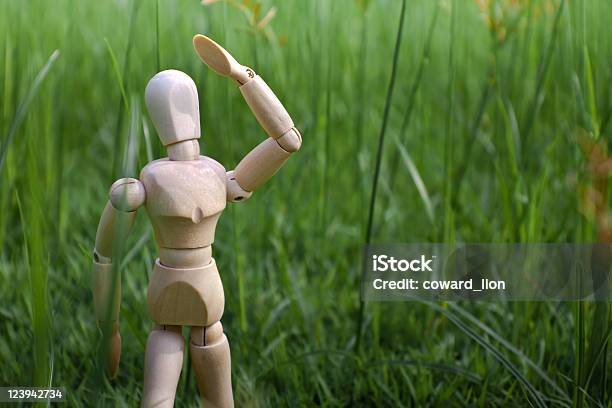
[0,0,611,406]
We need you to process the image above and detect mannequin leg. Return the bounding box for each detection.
[190,322,233,408]
[141,325,184,408]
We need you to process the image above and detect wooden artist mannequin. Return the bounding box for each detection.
[91,35,301,407]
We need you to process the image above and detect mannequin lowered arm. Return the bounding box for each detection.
[92,177,145,378]
[193,34,302,202]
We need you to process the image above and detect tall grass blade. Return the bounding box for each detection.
[319,0,334,233]
[584,246,611,401]
[94,96,141,396]
[448,302,570,401]
[354,1,370,235]
[573,299,586,408]
[110,0,140,180]
[156,0,161,71]
[104,39,130,114]
[521,0,565,157]
[355,0,407,352]
[442,0,458,243]
[388,4,439,190]
[452,81,491,207]
[584,327,610,397]
[425,301,548,408]
[582,45,599,138]
[0,49,60,177]
[393,136,434,223]
[17,187,52,390]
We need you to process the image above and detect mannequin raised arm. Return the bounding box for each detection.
[193,34,302,202]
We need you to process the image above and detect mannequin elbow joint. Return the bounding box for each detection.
[276,128,302,153]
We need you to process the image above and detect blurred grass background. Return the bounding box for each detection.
[0,0,611,406]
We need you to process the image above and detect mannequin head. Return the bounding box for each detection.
[145,70,201,160]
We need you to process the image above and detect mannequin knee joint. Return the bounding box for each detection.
[191,321,224,346]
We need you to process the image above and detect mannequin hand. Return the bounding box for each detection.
[106,329,121,379]
[98,321,121,379]
[193,34,255,85]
